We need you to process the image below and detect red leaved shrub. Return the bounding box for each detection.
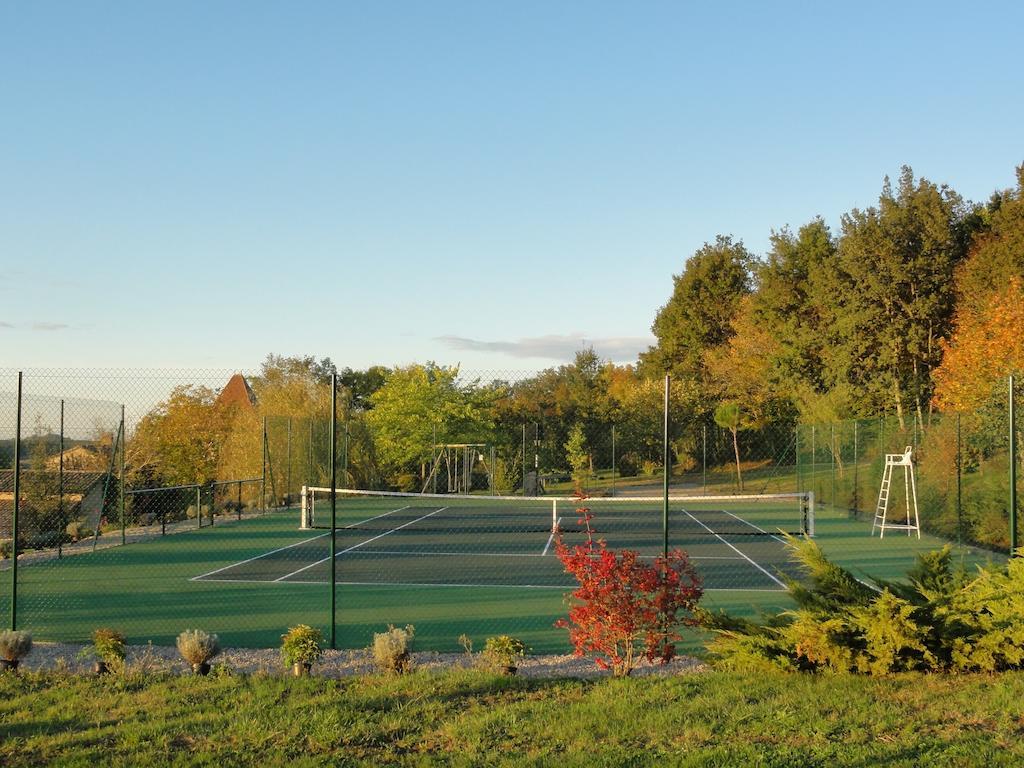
[554,495,703,676]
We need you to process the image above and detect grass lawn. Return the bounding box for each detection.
[2,668,1024,766]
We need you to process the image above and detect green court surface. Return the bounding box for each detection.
[0,496,1003,653]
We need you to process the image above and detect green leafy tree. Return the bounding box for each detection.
[564,422,589,490]
[753,219,837,394]
[953,165,1024,318]
[641,235,752,388]
[131,386,228,487]
[367,364,493,486]
[816,167,969,425]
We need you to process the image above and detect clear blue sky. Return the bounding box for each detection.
[2,1,1022,373]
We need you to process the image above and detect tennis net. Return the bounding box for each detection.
[300,487,815,538]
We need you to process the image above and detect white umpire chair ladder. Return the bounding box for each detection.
[872,446,920,538]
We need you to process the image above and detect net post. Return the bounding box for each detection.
[10,372,22,630]
[330,372,338,649]
[805,491,815,537]
[663,374,670,559]
[58,399,64,559]
[1010,375,1017,555]
[286,417,292,507]
[552,498,557,532]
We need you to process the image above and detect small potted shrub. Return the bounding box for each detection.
[80,628,127,674]
[0,630,33,672]
[482,635,528,676]
[281,624,324,676]
[176,629,220,675]
[372,624,415,673]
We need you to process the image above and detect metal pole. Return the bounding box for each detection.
[120,405,126,545]
[611,424,616,498]
[308,418,313,488]
[956,413,962,548]
[329,373,338,648]
[262,416,268,513]
[830,423,836,512]
[794,424,800,494]
[663,374,670,559]
[10,372,22,629]
[237,480,242,521]
[196,485,201,529]
[1010,375,1017,555]
[522,424,527,496]
[286,417,292,506]
[702,424,707,495]
[343,421,349,487]
[853,420,859,517]
[58,399,64,559]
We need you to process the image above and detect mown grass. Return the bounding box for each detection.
[3,668,1024,766]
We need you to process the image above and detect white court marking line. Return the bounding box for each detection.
[541,516,561,556]
[680,509,787,588]
[721,510,787,544]
[190,504,412,582]
[321,548,743,560]
[191,533,329,581]
[272,507,446,582]
[191,577,786,592]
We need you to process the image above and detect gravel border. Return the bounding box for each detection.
[16,642,707,679]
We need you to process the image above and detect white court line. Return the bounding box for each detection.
[680,509,787,588]
[721,510,787,544]
[541,517,560,556]
[190,504,411,582]
[191,577,786,592]
[328,548,744,561]
[272,507,446,582]
[191,533,330,581]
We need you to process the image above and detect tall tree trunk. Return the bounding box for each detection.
[893,379,906,431]
[731,427,744,492]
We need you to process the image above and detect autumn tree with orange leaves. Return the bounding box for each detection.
[933,278,1024,412]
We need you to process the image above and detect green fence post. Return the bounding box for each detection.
[956,412,962,548]
[1010,375,1017,555]
[662,374,670,559]
[286,417,292,507]
[330,373,338,649]
[794,425,800,494]
[196,485,201,530]
[120,405,126,545]
[10,372,22,630]
[702,424,708,495]
[262,416,268,513]
[611,424,616,498]
[58,399,64,559]
[830,423,836,512]
[852,420,859,517]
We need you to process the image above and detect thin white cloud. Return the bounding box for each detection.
[436,333,653,362]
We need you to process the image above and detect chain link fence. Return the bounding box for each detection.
[1,368,1014,653]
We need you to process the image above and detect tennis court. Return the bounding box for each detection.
[192,490,814,592]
